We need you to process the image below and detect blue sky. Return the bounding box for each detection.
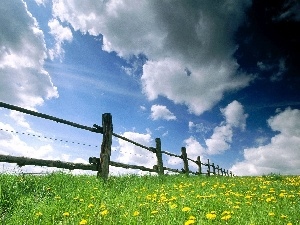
[0,0,299,175]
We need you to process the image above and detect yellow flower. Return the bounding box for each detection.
[268,212,275,216]
[287,223,292,225]
[206,212,216,220]
[221,211,231,220]
[185,219,196,225]
[170,204,177,209]
[185,215,196,224]
[100,210,108,216]
[281,214,288,219]
[133,211,140,216]
[221,211,231,215]
[182,207,191,212]
[35,212,43,217]
[189,216,196,220]
[151,210,159,214]
[63,212,70,217]
[88,204,94,208]
[221,215,232,220]
[79,219,88,225]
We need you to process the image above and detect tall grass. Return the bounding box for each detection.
[0,172,299,224]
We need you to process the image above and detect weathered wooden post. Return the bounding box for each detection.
[212,163,216,175]
[181,147,189,175]
[216,165,220,175]
[155,138,164,175]
[99,113,112,181]
[207,159,211,176]
[197,156,202,175]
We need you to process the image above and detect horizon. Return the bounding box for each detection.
[0,0,299,176]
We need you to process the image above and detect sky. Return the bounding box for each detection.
[0,0,299,176]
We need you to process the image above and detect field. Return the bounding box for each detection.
[0,172,299,224]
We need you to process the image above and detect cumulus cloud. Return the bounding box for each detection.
[150,104,176,121]
[112,131,156,175]
[205,100,247,154]
[52,0,253,115]
[48,18,73,60]
[0,121,94,174]
[0,0,58,111]
[277,0,300,21]
[231,108,300,175]
[221,100,248,130]
[205,125,233,155]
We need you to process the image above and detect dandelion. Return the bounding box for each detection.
[63,212,70,217]
[266,197,272,202]
[221,211,231,221]
[79,219,88,225]
[268,212,275,216]
[184,220,195,225]
[287,223,292,225]
[35,212,43,217]
[206,212,216,220]
[100,209,108,216]
[151,210,158,214]
[170,204,177,209]
[185,216,196,225]
[182,207,191,212]
[133,211,140,216]
[88,204,94,208]
[221,214,231,221]
[280,214,288,219]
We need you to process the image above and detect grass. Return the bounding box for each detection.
[0,172,299,224]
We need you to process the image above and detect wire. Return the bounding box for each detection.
[0,128,99,148]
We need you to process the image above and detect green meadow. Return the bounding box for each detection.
[0,172,299,224]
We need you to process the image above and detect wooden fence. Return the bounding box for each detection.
[0,101,234,180]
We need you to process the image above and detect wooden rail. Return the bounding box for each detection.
[0,102,103,134]
[0,154,97,171]
[0,101,234,179]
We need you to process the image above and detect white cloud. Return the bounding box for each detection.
[48,18,73,60]
[205,100,247,154]
[184,136,206,168]
[150,104,176,121]
[0,0,58,110]
[221,100,248,130]
[113,131,156,175]
[278,0,300,21]
[205,125,233,155]
[188,121,210,134]
[0,121,95,175]
[231,108,300,175]
[34,0,47,6]
[52,0,253,115]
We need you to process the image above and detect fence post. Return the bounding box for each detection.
[197,156,202,175]
[99,113,112,181]
[216,165,220,175]
[212,163,216,175]
[207,159,211,176]
[155,138,164,175]
[181,147,189,175]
